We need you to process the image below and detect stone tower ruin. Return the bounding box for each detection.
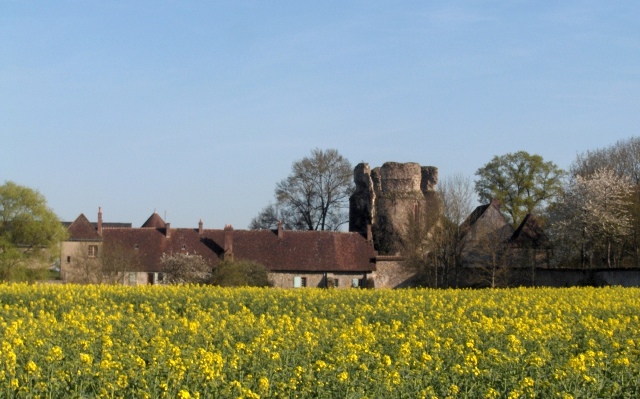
[349,162,440,254]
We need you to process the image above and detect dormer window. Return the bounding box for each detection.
[134,244,139,250]
[181,244,186,250]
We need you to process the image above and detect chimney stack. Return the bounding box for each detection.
[165,222,171,239]
[277,220,284,238]
[224,224,234,261]
[97,207,103,236]
[366,223,373,244]
[198,219,204,234]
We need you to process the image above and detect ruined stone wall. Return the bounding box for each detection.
[370,258,422,288]
[349,161,439,254]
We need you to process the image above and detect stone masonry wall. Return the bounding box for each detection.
[350,161,439,255]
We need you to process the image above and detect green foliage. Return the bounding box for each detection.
[0,181,68,281]
[475,151,565,227]
[210,260,271,287]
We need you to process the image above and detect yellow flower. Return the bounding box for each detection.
[258,376,269,393]
[25,361,37,374]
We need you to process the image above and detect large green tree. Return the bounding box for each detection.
[475,151,565,227]
[250,148,354,231]
[0,181,68,281]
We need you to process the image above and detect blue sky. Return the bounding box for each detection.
[2,1,639,229]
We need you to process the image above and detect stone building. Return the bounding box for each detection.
[61,209,376,288]
[349,162,440,255]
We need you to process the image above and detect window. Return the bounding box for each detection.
[333,278,340,288]
[293,276,307,288]
[352,278,360,288]
[66,256,71,263]
[181,244,186,250]
[88,245,98,258]
[129,272,137,285]
[134,244,139,250]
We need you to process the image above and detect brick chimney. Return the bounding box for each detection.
[198,219,203,234]
[224,225,234,261]
[366,223,373,244]
[490,198,501,209]
[165,222,171,239]
[277,220,284,238]
[97,207,103,236]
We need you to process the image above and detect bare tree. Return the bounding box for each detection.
[471,229,512,288]
[457,199,514,287]
[250,149,353,231]
[66,244,102,284]
[101,242,142,284]
[248,203,296,230]
[549,168,633,268]
[438,174,476,286]
[400,174,475,287]
[401,203,441,287]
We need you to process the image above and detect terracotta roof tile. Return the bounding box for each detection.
[141,212,166,228]
[67,214,102,241]
[101,227,376,273]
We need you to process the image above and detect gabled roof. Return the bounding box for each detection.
[67,214,102,241]
[229,230,376,272]
[141,212,166,228]
[458,199,514,243]
[510,214,549,248]
[101,227,376,274]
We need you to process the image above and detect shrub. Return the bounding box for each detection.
[210,260,270,287]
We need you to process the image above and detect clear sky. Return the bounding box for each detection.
[2,1,639,229]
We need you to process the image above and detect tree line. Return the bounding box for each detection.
[403,138,640,287]
[2,138,640,283]
[251,139,640,287]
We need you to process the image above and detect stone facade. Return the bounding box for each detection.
[349,162,439,254]
[268,272,370,289]
[369,257,422,288]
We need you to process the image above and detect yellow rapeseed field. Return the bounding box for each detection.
[0,284,638,398]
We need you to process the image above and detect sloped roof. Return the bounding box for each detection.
[101,227,376,274]
[67,214,102,241]
[102,228,170,273]
[510,214,549,248]
[230,230,376,272]
[458,199,514,243]
[141,212,166,228]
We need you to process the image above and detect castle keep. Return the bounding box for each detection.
[349,162,440,254]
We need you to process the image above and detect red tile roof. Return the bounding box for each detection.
[141,212,166,228]
[67,214,102,241]
[67,210,376,273]
[100,227,376,273]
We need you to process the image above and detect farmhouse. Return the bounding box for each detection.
[61,208,377,288]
